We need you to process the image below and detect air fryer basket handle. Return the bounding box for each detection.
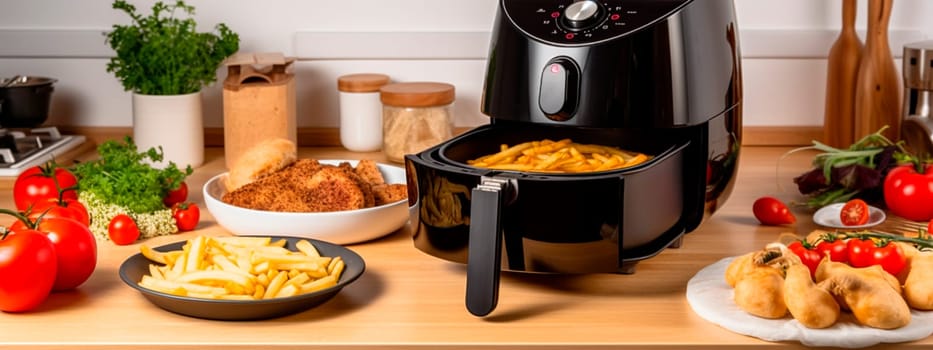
[465,178,509,317]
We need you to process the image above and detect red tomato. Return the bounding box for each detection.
[13,164,78,211]
[815,238,848,263]
[928,218,933,235]
[0,229,57,312]
[27,198,90,227]
[172,202,200,232]
[847,238,876,268]
[872,241,907,276]
[163,181,188,208]
[10,216,97,291]
[108,214,140,245]
[752,196,796,225]
[840,199,870,226]
[788,241,822,277]
[884,164,933,221]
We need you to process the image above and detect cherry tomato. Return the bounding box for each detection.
[884,163,933,221]
[108,214,140,245]
[752,196,796,225]
[872,241,907,276]
[172,202,200,232]
[788,240,822,277]
[27,198,90,227]
[163,181,188,208]
[815,237,848,263]
[10,216,97,291]
[847,238,877,269]
[13,164,78,211]
[0,229,57,312]
[840,199,870,226]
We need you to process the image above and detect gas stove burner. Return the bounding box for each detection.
[0,126,86,176]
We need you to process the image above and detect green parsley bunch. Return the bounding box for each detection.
[71,136,192,214]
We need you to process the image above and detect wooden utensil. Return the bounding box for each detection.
[854,0,901,141]
[823,0,862,148]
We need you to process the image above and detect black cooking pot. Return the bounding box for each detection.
[0,76,56,128]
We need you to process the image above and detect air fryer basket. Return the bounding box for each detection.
[406,122,693,316]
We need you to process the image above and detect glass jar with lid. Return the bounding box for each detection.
[380,82,455,163]
[337,73,391,152]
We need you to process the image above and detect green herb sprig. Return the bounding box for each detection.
[104,0,239,95]
[820,230,933,250]
[71,136,192,213]
[790,126,913,208]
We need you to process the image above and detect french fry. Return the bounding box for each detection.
[467,139,651,173]
[295,239,320,258]
[137,236,347,300]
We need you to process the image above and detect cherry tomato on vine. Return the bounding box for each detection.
[13,164,78,211]
[846,238,876,268]
[0,229,57,312]
[815,237,848,263]
[840,199,870,226]
[172,202,200,232]
[788,240,822,277]
[752,196,796,225]
[163,181,188,208]
[872,241,907,276]
[10,215,97,291]
[108,214,140,246]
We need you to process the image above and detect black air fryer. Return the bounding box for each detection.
[404,0,742,316]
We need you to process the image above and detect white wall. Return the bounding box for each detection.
[0,0,930,129]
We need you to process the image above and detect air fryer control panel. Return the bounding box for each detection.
[504,0,690,45]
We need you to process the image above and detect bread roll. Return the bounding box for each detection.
[225,138,297,192]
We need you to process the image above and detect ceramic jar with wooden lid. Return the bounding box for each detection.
[338,73,391,152]
[380,82,455,163]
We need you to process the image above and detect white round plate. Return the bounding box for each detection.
[686,257,933,348]
[812,202,886,229]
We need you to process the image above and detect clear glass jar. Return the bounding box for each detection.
[337,73,390,152]
[380,82,455,163]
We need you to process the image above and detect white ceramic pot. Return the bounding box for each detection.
[132,91,204,168]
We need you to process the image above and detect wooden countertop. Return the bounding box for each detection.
[0,146,926,349]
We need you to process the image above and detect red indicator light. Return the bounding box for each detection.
[565,33,575,40]
[551,11,560,18]
[610,14,621,21]
[550,64,562,73]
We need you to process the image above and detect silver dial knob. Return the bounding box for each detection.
[565,1,599,22]
[562,0,602,31]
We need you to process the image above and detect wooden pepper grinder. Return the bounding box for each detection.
[823,0,863,148]
[854,0,901,141]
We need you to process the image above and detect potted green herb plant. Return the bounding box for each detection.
[105,0,239,168]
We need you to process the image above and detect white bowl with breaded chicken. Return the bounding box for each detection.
[203,139,409,245]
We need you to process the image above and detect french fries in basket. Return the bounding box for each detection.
[138,236,345,300]
[467,138,650,173]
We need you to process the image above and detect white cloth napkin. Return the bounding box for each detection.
[686,257,933,348]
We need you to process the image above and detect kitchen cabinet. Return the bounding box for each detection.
[0,146,926,349]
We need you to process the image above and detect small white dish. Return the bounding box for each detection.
[812,202,886,229]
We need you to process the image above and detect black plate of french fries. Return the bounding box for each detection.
[119,235,365,321]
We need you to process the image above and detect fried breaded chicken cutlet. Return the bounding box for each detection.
[222,159,324,212]
[301,165,375,211]
[222,158,406,213]
[354,159,385,185]
[372,183,408,205]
